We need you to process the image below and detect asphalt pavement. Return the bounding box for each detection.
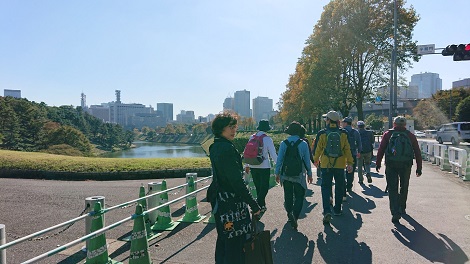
[1,155,470,264]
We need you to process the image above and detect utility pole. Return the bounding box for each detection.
[388,0,398,129]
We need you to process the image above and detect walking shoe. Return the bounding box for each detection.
[323,213,332,225]
[391,215,401,223]
[288,212,298,229]
[366,173,372,183]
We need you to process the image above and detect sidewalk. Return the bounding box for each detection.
[1,159,470,263]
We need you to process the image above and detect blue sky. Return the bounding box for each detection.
[1,1,468,119]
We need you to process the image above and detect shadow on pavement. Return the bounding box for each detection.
[347,191,376,214]
[360,184,388,199]
[272,223,315,264]
[393,215,469,264]
[317,212,372,264]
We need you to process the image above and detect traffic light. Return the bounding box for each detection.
[442,44,470,61]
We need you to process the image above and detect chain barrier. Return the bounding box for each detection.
[6,206,88,241]
[118,189,153,209]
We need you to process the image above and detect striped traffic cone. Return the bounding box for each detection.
[203,213,216,224]
[86,203,121,264]
[151,180,179,231]
[178,176,206,223]
[245,172,258,200]
[129,204,152,264]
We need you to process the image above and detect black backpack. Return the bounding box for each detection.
[386,130,414,162]
[281,139,304,177]
[359,129,373,153]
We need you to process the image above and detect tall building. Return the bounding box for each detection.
[4,89,21,98]
[452,78,470,89]
[409,72,442,98]
[223,97,234,111]
[252,96,273,122]
[157,103,174,122]
[234,90,250,118]
[176,110,195,124]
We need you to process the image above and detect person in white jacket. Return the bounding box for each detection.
[245,120,278,216]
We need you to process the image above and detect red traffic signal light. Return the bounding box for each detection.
[453,44,470,61]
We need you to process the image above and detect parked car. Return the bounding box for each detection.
[436,122,470,145]
[424,129,437,139]
[414,130,426,138]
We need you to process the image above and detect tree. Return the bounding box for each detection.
[365,113,384,131]
[432,88,470,121]
[412,100,448,129]
[279,0,420,121]
[455,96,470,122]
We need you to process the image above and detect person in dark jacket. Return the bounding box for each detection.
[375,116,422,224]
[209,112,260,264]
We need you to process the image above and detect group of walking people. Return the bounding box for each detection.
[208,111,422,263]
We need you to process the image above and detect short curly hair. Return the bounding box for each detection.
[211,112,238,137]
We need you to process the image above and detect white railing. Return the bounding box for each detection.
[418,140,469,180]
[448,147,468,177]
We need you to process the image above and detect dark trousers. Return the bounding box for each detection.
[215,212,246,264]
[385,162,411,217]
[251,168,270,208]
[282,180,306,219]
[345,155,357,193]
[321,168,345,215]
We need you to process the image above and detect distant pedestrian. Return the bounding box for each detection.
[375,116,422,224]
[341,117,362,198]
[275,121,313,229]
[313,111,353,225]
[245,119,278,218]
[208,112,260,263]
[357,121,374,184]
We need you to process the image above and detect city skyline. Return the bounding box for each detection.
[1,1,469,118]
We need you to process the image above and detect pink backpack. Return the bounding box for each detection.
[243,133,267,165]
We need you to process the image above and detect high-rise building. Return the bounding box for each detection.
[4,89,21,98]
[452,78,470,89]
[409,72,442,98]
[157,103,173,122]
[252,96,273,122]
[223,97,234,111]
[176,110,195,124]
[234,90,250,118]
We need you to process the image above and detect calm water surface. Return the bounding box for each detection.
[101,141,207,158]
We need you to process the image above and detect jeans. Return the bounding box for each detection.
[357,152,372,181]
[385,161,411,217]
[282,180,306,219]
[215,212,247,264]
[321,168,345,215]
[251,168,270,208]
[345,155,357,193]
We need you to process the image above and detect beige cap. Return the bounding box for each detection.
[326,111,340,122]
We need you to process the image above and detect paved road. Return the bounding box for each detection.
[1,157,470,264]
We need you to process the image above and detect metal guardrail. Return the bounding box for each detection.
[0,175,213,263]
